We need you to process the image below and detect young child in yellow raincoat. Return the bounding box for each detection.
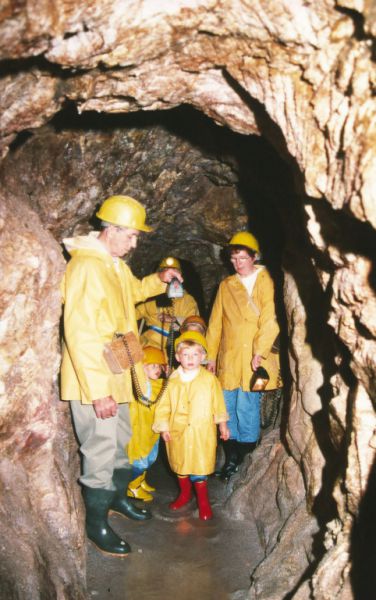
[153,331,229,520]
[127,346,167,502]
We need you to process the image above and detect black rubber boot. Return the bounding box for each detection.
[110,468,152,521]
[82,486,131,556]
[236,442,257,465]
[219,440,240,481]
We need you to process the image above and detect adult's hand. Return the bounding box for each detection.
[207,359,216,374]
[157,312,176,323]
[93,396,118,419]
[219,422,230,441]
[162,431,171,442]
[158,268,183,284]
[251,355,262,371]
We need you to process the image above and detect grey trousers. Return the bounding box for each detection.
[70,401,132,490]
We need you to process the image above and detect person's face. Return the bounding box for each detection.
[144,363,163,380]
[107,226,140,257]
[176,344,205,371]
[230,249,257,276]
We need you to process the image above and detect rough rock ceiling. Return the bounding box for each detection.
[1,1,375,229]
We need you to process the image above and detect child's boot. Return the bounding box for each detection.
[194,480,213,520]
[141,471,156,493]
[169,476,193,510]
[127,474,153,502]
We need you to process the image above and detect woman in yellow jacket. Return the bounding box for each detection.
[206,231,281,480]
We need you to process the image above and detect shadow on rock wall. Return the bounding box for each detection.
[350,453,376,598]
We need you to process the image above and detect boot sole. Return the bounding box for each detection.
[127,492,154,502]
[88,538,131,557]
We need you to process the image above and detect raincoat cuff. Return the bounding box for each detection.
[152,421,169,433]
[214,413,229,424]
[254,347,269,360]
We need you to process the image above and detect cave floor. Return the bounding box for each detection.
[86,449,263,600]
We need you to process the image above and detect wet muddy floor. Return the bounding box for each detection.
[87,449,263,600]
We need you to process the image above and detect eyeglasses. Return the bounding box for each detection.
[230,255,252,263]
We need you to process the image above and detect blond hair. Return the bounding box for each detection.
[175,340,206,354]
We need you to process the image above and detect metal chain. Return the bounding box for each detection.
[161,299,177,374]
[121,336,169,408]
[122,301,177,408]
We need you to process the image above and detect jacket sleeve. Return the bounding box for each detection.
[174,294,199,324]
[152,387,172,433]
[62,259,113,402]
[130,271,166,304]
[206,283,224,362]
[253,272,280,359]
[212,375,229,424]
[135,299,151,321]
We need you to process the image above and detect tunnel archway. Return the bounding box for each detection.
[1,2,375,599]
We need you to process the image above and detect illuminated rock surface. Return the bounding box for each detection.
[0,2,375,598]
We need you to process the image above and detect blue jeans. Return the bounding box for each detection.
[131,440,160,479]
[224,388,261,442]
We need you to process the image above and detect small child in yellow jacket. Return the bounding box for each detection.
[153,331,229,520]
[127,346,166,501]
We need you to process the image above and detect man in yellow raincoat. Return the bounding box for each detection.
[136,256,199,358]
[206,231,281,480]
[60,195,182,557]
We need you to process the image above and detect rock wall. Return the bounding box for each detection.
[0,193,86,599]
[0,1,375,599]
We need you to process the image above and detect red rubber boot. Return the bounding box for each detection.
[169,476,193,510]
[194,480,213,520]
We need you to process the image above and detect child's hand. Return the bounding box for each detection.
[207,359,216,374]
[219,423,230,441]
[162,431,171,442]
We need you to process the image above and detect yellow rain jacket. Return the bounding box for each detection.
[206,267,281,391]
[60,232,166,404]
[136,293,199,350]
[128,378,163,462]
[153,367,228,475]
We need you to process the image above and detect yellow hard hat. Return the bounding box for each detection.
[174,330,208,353]
[142,346,166,365]
[158,256,181,271]
[96,195,153,232]
[180,315,207,334]
[229,231,259,253]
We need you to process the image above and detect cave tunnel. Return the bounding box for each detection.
[1,2,376,600]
